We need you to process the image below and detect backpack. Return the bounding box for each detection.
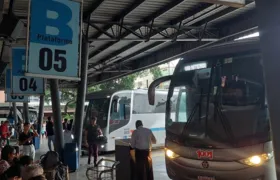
[40,152,69,180]
[40,151,60,170]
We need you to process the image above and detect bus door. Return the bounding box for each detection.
[109,93,132,137]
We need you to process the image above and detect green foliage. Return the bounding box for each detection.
[150,66,163,80]
[89,71,147,92]
[63,113,74,120]
[44,88,76,104]
[44,89,51,105]
[88,67,163,92]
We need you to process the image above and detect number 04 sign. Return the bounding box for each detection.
[26,0,82,80]
[12,47,45,95]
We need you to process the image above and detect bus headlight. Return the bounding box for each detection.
[165,149,179,159]
[240,153,273,166]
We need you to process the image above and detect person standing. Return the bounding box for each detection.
[32,120,38,132]
[84,117,102,166]
[0,121,10,147]
[41,121,46,138]
[46,117,55,151]
[131,120,156,180]
[62,119,68,131]
[19,123,38,160]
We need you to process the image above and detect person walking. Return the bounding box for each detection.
[46,117,55,151]
[131,120,156,180]
[84,117,102,166]
[19,123,38,160]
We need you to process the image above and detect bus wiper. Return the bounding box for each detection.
[181,88,203,141]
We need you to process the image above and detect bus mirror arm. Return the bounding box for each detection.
[148,75,172,105]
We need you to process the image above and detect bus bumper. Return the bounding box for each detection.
[165,157,276,180]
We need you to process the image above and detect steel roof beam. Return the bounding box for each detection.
[89,20,212,30]
[90,0,146,39]
[88,0,187,59]
[88,3,254,75]
[88,4,218,70]
[88,38,218,42]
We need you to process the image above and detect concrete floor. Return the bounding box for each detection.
[35,138,170,180]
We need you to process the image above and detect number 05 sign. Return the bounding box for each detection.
[26,0,82,80]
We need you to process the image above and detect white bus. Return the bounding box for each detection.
[84,89,177,152]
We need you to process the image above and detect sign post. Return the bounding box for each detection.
[26,0,82,80]
[11,47,45,95]
[5,69,29,102]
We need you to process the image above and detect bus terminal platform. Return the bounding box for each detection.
[33,138,170,180]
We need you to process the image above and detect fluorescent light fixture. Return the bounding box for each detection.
[235,32,259,41]
[184,62,207,71]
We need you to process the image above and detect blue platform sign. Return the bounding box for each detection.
[5,69,29,102]
[12,47,45,95]
[26,0,82,80]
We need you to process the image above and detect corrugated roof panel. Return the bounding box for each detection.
[155,0,203,24]
[12,0,29,18]
[126,0,171,21]
[91,0,132,20]
[83,0,100,13]
[209,3,255,25]
[90,40,132,63]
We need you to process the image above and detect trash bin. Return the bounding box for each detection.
[33,136,40,150]
[115,139,136,180]
[64,143,79,171]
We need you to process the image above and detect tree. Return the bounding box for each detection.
[88,70,147,92]
[44,89,51,105]
[150,66,163,80]
[44,88,76,106]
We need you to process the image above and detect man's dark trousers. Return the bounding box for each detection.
[135,149,154,180]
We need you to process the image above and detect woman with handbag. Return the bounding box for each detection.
[84,117,103,166]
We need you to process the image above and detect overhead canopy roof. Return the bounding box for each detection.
[0,0,257,90]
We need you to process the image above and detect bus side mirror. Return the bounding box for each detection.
[148,76,172,105]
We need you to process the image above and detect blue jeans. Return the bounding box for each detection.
[48,135,55,151]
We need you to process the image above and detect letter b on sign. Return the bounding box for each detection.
[30,0,73,45]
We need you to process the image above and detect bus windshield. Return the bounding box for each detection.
[167,53,270,148]
[87,98,110,129]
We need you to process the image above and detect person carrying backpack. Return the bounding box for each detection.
[84,117,103,166]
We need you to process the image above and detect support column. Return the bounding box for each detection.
[74,36,89,157]
[255,0,280,179]
[12,103,18,125]
[50,79,64,158]
[37,95,44,134]
[23,102,29,123]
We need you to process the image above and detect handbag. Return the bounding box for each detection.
[95,135,108,145]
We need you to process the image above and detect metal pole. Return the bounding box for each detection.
[74,36,89,158]
[23,102,29,123]
[12,103,18,125]
[37,95,44,134]
[50,79,64,158]
[255,0,280,179]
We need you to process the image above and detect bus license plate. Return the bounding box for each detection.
[198,176,215,180]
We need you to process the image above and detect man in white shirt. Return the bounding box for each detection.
[131,120,156,180]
